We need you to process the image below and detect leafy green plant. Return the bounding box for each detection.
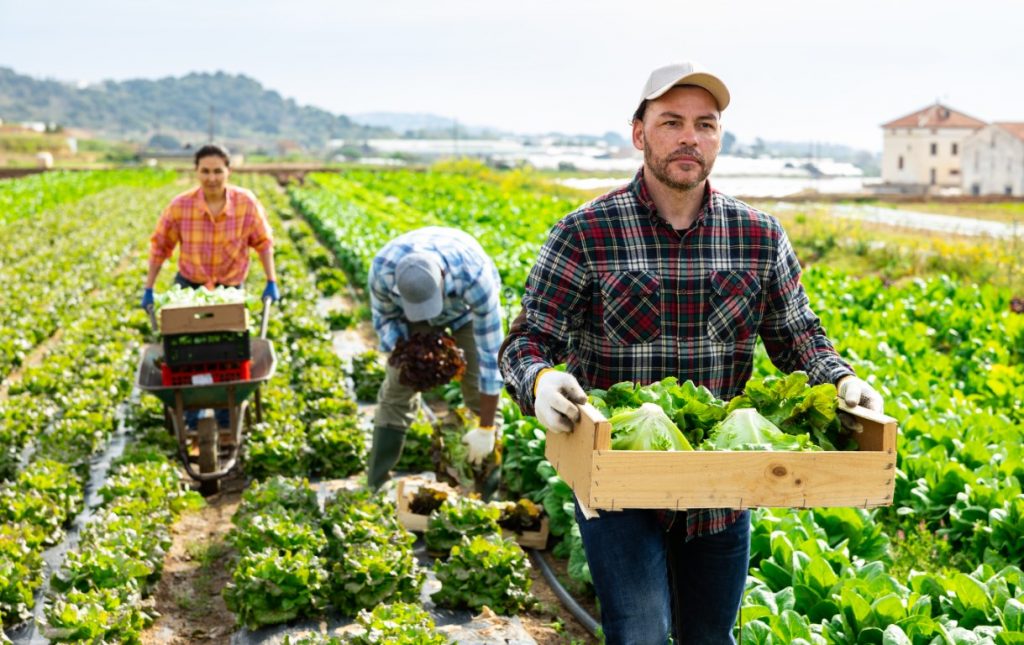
[395,414,436,473]
[222,547,327,631]
[424,496,501,553]
[306,417,365,478]
[432,534,534,614]
[324,539,423,617]
[351,350,387,402]
[234,476,320,525]
[227,509,327,556]
[41,586,152,644]
[348,602,450,644]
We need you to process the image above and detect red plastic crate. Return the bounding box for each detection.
[160,359,252,387]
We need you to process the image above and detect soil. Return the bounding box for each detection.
[141,473,247,645]
[519,551,600,644]
[140,206,601,643]
[140,467,600,645]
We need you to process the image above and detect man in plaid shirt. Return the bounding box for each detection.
[366,227,504,492]
[500,62,883,644]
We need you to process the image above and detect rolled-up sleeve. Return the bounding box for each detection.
[246,197,274,252]
[149,204,180,266]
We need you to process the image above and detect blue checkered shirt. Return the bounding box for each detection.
[369,226,505,395]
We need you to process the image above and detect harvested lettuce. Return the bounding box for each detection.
[609,403,693,451]
[590,376,726,446]
[156,283,250,310]
[705,408,820,452]
[726,372,844,449]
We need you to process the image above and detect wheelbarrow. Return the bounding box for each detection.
[137,298,276,495]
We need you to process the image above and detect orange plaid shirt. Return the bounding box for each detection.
[149,185,273,287]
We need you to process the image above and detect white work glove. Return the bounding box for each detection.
[534,369,587,434]
[462,426,496,466]
[836,375,884,432]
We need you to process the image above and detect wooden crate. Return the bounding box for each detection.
[503,516,550,550]
[547,403,897,511]
[160,302,248,334]
[395,477,551,549]
[395,476,458,533]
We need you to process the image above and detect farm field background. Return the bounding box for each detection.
[1,165,1023,644]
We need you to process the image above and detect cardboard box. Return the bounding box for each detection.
[160,302,248,335]
[548,403,897,511]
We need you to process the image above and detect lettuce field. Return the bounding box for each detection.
[1,164,1022,644]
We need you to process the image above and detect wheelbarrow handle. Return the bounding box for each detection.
[259,296,273,339]
[145,304,158,335]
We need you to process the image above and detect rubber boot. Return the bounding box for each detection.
[367,425,406,490]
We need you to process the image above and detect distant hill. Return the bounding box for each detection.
[0,67,385,149]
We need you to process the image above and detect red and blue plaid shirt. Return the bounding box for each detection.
[500,169,854,537]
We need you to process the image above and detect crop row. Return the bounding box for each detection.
[0,183,181,381]
[289,167,1024,641]
[0,169,173,227]
[229,175,367,482]
[0,186,184,636]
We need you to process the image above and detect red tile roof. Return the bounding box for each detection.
[882,103,987,129]
[994,122,1024,141]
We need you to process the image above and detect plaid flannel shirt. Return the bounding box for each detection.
[500,169,854,538]
[149,185,273,287]
[369,227,505,395]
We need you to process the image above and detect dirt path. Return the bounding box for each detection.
[142,474,247,645]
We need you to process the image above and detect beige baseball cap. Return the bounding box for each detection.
[638,61,730,112]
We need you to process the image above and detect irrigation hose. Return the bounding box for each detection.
[528,548,601,639]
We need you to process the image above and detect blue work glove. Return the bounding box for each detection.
[141,288,155,310]
[262,280,280,302]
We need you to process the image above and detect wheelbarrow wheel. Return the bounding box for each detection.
[197,417,220,496]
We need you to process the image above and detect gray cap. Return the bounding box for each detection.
[638,61,730,113]
[395,252,443,322]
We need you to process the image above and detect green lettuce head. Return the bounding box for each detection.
[609,403,693,451]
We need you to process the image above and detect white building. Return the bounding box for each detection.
[880,103,986,194]
[961,122,1024,196]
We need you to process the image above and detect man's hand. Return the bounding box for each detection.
[836,375,884,432]
[140,288,155,311]
[262,280,280,302]
[462,426,496,466]
[535,370,587,434]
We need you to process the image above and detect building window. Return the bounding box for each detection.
[1006,186,1013,196]
[951,143,958,155]
[930,168,937,185]
[950,169,959,176]
[898,156,904,170]
[930,143,938,156]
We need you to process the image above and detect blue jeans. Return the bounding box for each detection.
[574,503,750,645]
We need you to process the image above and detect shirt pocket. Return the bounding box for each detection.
[707,270,761,343]
[599,271,662,345]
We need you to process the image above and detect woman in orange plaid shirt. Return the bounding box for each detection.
[141,144,279,307]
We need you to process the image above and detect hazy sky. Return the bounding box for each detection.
[2,0,1022,151]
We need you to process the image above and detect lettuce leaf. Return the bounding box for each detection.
[705,408,820,451]
[609,403,693,451]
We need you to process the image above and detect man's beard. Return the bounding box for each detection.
[644,145,712,192]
